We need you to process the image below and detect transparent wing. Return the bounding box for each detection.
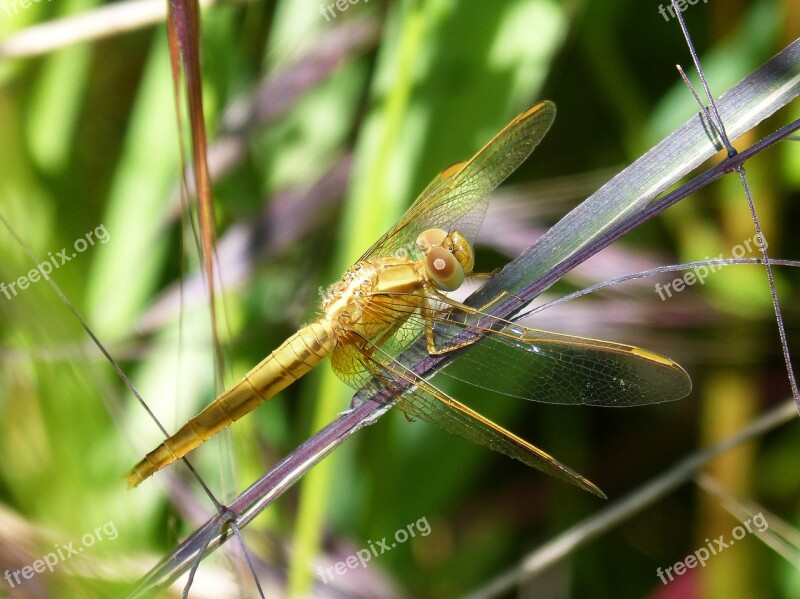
[410,160,468,209]
[436,321,692,406]
[328,288,689,496]
[351,336,606,497]
[359,291,692,407]
[359,102,557,261]
[329,290,445,390]
[331,341,374,391]
[395,383,605,497]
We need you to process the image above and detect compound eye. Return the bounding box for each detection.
[426,246,465,291]
[448,231,475,274]
[416,228,448,252]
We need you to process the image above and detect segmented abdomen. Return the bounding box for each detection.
[126,320,337,487]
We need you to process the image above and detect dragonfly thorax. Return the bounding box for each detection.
[320,262,376,324]
[320,257,429,343]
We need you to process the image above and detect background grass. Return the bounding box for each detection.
[0,0,799,597]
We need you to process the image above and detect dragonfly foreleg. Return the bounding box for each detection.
[423,285,525,354]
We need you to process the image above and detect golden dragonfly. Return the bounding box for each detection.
[127,101,691,497]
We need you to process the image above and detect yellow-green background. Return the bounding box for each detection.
[0,0,799,597]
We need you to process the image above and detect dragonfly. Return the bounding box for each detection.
[127,101,691,497]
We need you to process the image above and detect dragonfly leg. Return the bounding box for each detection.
[423,286,525,354]
[357,318,403,361]
[465,267,502,280]
[355,336,418,423]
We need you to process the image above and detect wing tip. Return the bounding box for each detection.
[520,100,557,123]
[579,478,607,499]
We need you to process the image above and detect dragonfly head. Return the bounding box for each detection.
[415,228,474,292]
